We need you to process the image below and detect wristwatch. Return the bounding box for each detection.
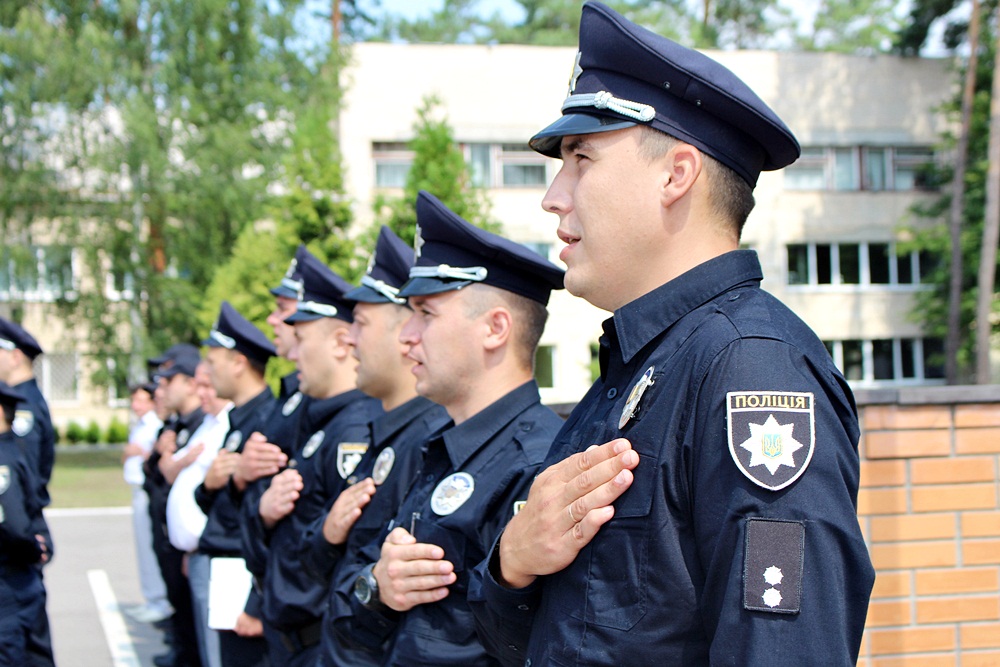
[354,563,387,611]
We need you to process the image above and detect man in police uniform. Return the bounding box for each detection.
[0,317,54,666]
[194,302,276,667]
[328,191,565,665]
[470,3,875,665]
[300,226,450,667]
[243,253,381,666]
[0,380,47,666]
[148,344,208,667]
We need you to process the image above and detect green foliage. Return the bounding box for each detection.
[64,421,85,445]
[84,420,102,445]
[105,417,130,444]
[372,96,497,249]
[899,14,1000,375]
[800,0,904,53]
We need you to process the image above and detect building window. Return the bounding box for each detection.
[534,345,554,388]
[785,146,934,191]
[467,143,548,188]
[786,242,930,287]
[824,338,945,385]
[372,142,413,188]
[0,245,76,302]
[33,352,79,402]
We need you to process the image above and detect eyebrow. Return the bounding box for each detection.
[560,137,595,158]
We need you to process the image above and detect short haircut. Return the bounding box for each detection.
[462,284,548,371]
[636,125,756,239]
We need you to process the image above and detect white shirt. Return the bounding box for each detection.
[123,410,164,486]
[166,403,233,552]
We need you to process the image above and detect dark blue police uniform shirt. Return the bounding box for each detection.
[332,381,562,667]
[10,379,54,508]
[309,395,450,667]
[254,388,382,633]
[470,250,875,666]
[240,373,311,580]
[0,430,46,665]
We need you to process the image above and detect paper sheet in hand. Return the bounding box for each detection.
[208,557,252,630]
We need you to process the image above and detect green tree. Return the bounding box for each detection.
[372,95,496,247]
[799,0,904,53]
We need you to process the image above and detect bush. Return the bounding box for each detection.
[105,418,129,444]
[84,420,102,444]
[64,421,85,444]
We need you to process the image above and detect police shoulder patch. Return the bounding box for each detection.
[727,391,815,492]
[12,410,33,437]
[743,518,804,614]
[337,442,368,479]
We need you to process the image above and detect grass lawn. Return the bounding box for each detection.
[49,446,132,508]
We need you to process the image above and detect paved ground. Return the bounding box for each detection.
[44,507,170,667]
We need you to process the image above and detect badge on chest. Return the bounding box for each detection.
[431,472,475,516]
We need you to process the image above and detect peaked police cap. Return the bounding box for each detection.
[345,226,414,305]
[284,253,356,324]
[203,301,276,365]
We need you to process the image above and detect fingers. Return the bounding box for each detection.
[375,530,456,611]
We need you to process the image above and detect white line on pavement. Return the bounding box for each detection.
[87,569,142,667]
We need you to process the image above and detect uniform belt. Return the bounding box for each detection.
[277,620,322,654]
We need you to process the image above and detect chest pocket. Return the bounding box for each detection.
[412,516,468,576]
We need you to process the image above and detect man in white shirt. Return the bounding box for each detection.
[166,362,233,667]
[123,382,170,624]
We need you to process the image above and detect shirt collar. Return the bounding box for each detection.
[227,387,275,430]
[371,396,440,447]
[440,380,541,469]
[306,388,370,429]
[612,250,763,365]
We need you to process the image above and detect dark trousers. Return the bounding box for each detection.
[152,517,202,667]
[25,567,53,667]
[219,631,269,667]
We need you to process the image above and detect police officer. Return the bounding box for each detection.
[148,344,207,667]
[194,302,277,667]
[471,3,875,665]
[245,253,382,666]
[0,317,54,667]
[328,191,565,665]
[301,226,450,667]
[0,380,46,666]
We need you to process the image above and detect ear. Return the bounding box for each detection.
[482,306,513,353]
[331,324,353,361]
[660,142,702,209]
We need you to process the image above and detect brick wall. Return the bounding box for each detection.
[856,385,1000,666]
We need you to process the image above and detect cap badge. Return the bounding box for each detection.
[372,447,395,485]
[727,392,815,491]
[302,431,325,459]
[12,410,34,437]
[337,442,368,479]
[619,366,655,429]
[414,224,425,260]
[281,391,302,416]
[431,471,475,516]
[568,50,583,94]
[224,430,243,452]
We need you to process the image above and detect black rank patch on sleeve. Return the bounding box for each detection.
[743,518,804,614]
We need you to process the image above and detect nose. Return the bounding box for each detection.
[541,165,571,216]
[399,312,419,347]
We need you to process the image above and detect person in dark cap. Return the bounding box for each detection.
[470,3,874,665]
[146,344,207,667]
[297,226,449,667]
[242,254,381,666]
[324,191,564,666]
[0,316,55,667]
[194,302,276,667]
[0,381,47,666]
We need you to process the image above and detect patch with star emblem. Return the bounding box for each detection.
[371,447,395,485]
[12,410,33,437]
[281,391,302,417]
[224,430,243,452]
[337,442,368,479]
[301,431,325,459]
[743,518,804,614]
[727,391,815,491]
